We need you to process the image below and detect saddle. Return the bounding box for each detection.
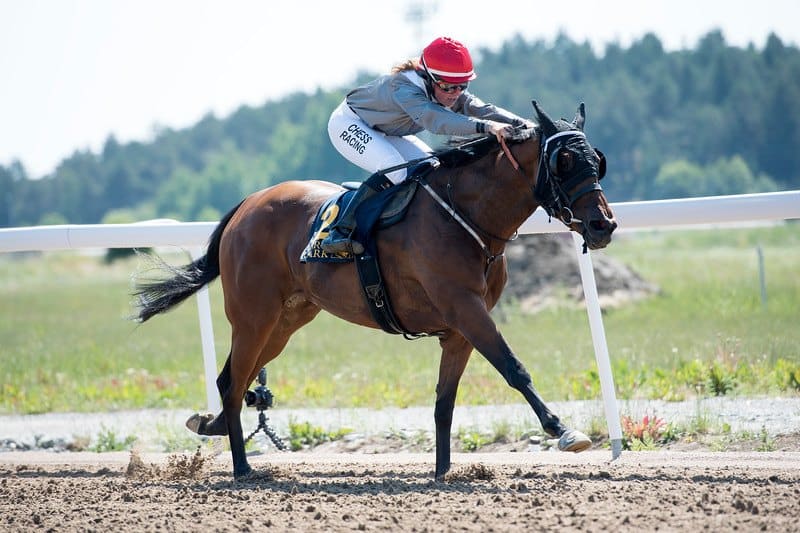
[300,178,427,339]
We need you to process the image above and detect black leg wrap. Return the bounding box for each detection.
[496,354,566,438]
[503,356,532,388]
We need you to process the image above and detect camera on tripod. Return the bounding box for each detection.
[243,367,287,451]
[245,367,273,410]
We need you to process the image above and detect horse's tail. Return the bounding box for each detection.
[133,200,244,323]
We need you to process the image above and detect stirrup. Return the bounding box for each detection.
[320,236,364,255]
[321,228,354,254]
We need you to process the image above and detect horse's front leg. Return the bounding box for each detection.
[433,333,473,481]
[445,294,590,451]
[492,341,591,451]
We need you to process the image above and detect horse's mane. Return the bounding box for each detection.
[434,127,539,169]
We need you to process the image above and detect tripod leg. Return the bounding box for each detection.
[244,425,261,445]
[244,411,288,451]
[262,418,288,451]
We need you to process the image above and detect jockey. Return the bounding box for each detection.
[322,36,532,255]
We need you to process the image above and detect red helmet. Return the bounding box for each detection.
[421,37,477,84]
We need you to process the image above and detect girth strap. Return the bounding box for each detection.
[354,247,430,340]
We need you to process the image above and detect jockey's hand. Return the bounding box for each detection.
[485,121,514,141]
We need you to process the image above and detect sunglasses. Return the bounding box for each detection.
[434,80,468,93]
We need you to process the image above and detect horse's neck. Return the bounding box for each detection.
[433,143,539,242]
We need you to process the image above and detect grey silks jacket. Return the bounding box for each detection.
[345,70,529,137]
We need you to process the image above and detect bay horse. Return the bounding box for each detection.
[134,101,617,480]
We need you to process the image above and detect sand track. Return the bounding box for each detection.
[2,450,799,531]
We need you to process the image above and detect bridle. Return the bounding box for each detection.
[501,129,605,229]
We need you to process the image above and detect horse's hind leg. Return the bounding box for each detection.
[221,323,275,478]
[186,356,233,436]
[224,301,321,478]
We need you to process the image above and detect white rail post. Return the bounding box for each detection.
[571,233,623,458]
[190,247,221,414]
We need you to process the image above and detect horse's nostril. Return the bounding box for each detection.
[589,220,606,232]
[589,218,617,234]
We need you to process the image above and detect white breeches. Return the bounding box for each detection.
[327,100,433,184]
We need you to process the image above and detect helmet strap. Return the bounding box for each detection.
[419,56,439,83]
[417,58,437,100]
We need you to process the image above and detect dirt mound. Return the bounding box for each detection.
[502,234,658,313]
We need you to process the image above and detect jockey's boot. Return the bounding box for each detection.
[320,174,387,255]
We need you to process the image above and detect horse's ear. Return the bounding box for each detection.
[532,100,558,137]
[573,103,586,131]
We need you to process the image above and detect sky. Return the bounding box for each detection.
[2,0,799,178]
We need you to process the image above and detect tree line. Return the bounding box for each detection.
[2,30,798,227]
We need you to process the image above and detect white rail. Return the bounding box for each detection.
[2,191,798,253]
[2,190,799,456]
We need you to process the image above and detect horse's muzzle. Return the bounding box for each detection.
[582,215,617,250]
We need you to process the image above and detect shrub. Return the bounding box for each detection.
[621,413,666,450]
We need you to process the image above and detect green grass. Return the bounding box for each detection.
[587,222,800,400]
[286,419,352,451]
[88,424,137,452]
[1,222,799,415]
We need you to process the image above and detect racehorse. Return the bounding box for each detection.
[134,101,617,480]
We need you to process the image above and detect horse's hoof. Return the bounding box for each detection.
[185,413,214,434]
[558,429,592,452]
[233,465,254,480]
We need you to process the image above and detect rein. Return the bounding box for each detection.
[499,136,520,171]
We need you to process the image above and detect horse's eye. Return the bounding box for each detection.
[548,149,575,176]
[558,150,575,175]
